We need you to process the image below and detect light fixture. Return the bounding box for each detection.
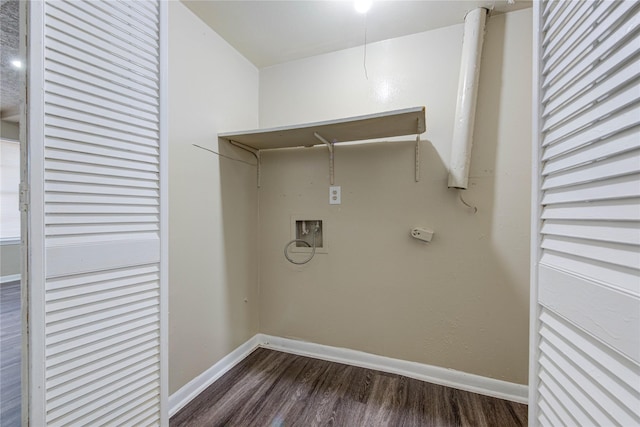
[10,59,22,69]
[354,0,372,14]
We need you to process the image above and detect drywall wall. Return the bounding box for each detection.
[168,1,259,394]
[1,124,21,280]
[0,243,20,280]
[258,9,532,385]
[0,120,19,140]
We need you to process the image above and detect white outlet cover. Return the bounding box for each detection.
[329,186,341,205]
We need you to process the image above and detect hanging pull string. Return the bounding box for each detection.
[459,190,478,214]
[363,12,369,80]
[193,144,257,167]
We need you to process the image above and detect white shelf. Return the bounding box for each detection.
[218,106,426,150]
[216,106,426,187]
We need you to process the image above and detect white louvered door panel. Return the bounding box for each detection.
[531,1,640,426]
[28,1,168,425]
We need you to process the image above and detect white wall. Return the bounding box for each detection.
[168,1,259,394]
[0,243,20,280]
[258,9,532,384]
[0,124,21,280]
[0,120,19,140]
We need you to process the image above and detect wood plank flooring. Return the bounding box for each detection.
[171,347,527,427]
[0,280,21,427]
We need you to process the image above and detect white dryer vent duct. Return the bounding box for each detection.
[448,7,488,190]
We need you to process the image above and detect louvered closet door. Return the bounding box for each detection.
[28,0,167,425]
[531,1,640,426]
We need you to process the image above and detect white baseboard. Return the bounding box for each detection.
[0,274,20,284]
[169,333,528,417]
[260,334,528,404]
[168,334,262,417]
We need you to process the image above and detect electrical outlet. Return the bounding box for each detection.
[329,186,341,205]
[410,227,434,242]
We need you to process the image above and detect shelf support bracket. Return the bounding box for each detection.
[415,133,421,182]
[229,140,261,188]
[415,117,422,182]
[314,132,335,185]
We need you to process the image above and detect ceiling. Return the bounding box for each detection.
[0,0,22,121]
[183,0,532,68]
[0,1,532,118]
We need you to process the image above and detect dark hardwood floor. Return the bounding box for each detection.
[171,347,527,427]
[0,280,21,427]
